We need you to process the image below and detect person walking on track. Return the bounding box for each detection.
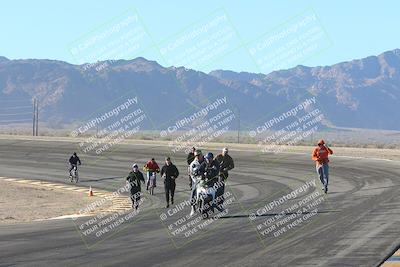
[161,157,179,208]
[215,147,235,210]
[312,139,333,194]
[126,163,145,210]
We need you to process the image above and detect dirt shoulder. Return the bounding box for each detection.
[0,179,102,224]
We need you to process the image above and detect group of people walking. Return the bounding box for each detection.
[126,147,235,211]
[69,139,333,212]
[126,156,180,210]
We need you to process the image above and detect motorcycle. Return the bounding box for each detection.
[195,178,216,218]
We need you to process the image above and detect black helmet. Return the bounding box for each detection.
[73,152,77,156]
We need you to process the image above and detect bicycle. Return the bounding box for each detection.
[69,164,79,183]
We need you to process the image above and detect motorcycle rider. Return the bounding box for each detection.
[126,163,145,210]
[187,147,196,189]
[312,139,333,194]
[161,157,179,208]
[68,152,81,178]
[214,147,234,210]
[143,158,160,194]
[189,149,206,216]
[204,152,220,184]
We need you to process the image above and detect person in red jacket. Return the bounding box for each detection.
[143,158,160,195]
[312,139,333,194]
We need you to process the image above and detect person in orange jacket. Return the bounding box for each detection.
[312,139,333,194]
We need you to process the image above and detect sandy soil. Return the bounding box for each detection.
[0,180,103,224]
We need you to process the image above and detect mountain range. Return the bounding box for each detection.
[0,49,399,131]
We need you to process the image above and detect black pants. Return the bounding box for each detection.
[164,180,176,204]
[216,174,228,206]
[130,189,141,208]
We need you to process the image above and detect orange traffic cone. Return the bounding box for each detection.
[88,186,94,197]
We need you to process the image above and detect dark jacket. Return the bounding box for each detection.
[126,171,145,192]
[204,160,220,182]
[69,155,81,165]
[161,164,179,185]
[215,154,234,179]
[187,152,195,165]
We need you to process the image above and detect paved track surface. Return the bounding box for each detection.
[0,138,399,267]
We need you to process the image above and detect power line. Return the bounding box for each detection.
[0,119,32,123]
[0,105,32,110]
[0,112,32,116]
[0,98,38,134]
[0,99,31,103]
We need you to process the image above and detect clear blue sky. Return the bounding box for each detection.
[1,0,399,73]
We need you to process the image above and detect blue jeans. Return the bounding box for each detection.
[316,163,329,187]
[146,172,156,189]
[189,177,199,206]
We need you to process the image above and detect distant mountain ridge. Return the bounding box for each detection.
[0,49,399,130]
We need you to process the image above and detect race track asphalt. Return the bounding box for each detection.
[0,138,399,267]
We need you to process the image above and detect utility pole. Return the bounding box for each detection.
[32,98,39,136]
[237,107,240,144]
[32,98,36,136]
[35,98,39,136]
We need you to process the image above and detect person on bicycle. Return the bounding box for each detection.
[214,147,234,210]
[143,158,160,194]
[161,157,179,208]
[312,139,333,194]
[189,150,206,216]
[126,163,145,210]
[187,147,196,189]
[68,152,81,178]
